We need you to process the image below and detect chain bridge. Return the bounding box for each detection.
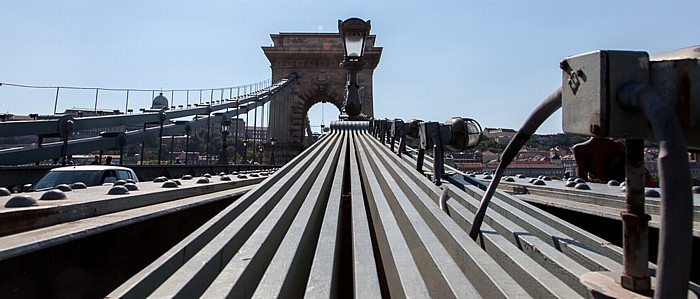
[0,19,699,299]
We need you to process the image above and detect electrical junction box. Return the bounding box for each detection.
[561,50,650,138]
[649,53,700,150]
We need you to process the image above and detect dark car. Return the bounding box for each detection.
[31,165,139,191]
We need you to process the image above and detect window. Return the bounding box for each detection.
[101,170,118,184]
[116,170,133,181]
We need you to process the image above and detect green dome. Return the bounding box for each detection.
[152,92,169,110]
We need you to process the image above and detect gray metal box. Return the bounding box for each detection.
[561,50,649,138]
[649,57,700,150]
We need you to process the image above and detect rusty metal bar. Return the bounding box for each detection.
[621,138,651,291]
[619,84,693,298]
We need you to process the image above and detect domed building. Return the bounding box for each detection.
[152,92,169,110]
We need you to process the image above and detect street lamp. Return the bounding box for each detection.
[217,119,231,165]
[339,17,371,118]
[258,145,264,163]
[243,140,248,164]
[270,138,276,166]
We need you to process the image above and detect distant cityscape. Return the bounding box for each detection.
[447,128,700,183]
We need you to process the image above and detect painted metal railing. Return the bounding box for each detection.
[0,73,296,165]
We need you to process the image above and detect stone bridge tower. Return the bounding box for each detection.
[263,32,382,163]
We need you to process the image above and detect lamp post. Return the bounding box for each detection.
[243,140,248,164]
[218,119,231,165]
[339,18,371,118]
[270,138,276,166]
[258,145,263,164]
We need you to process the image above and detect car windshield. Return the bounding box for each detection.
[33,171,98,190]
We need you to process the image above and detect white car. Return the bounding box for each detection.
[31,165,139,191]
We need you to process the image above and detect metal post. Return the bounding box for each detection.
[94,89,100,113]
[261,100,265,162]
[270,138,276,166]
[206,116,211,165]
[186,90,189,107]
[171,90,175,108]
[243,141,248,164]
[218,129,228,165]
[169,134,175,165]
[157,122,164,165]
[220,89,224,103]
[417,148,425,174]
[253,100,258,162]
[53,87,60,115]
[234,108,239,164]
[140,123,146,165]
[125,90,130,114]
[210,89,214,104]
[621,138,651,291]
[185,128,190,165]
[245,110,249,163]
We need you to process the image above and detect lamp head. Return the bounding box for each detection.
[338,18,371,59]
[444,117,482,151]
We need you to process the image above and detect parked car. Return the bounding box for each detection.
[31,165,139,191]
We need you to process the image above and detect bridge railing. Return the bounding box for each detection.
[0,73,297,165]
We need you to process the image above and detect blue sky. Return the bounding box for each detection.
[1,0,698,133]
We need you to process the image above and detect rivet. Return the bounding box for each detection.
[124,183,139,191]
[533,179,546,186]
[574,183,590,190]
[5,195,37,207]
[162,181,179,188]
[108,186,130,195]
[41,189,67,200]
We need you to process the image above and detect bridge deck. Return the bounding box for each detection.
[108,122,667,298]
